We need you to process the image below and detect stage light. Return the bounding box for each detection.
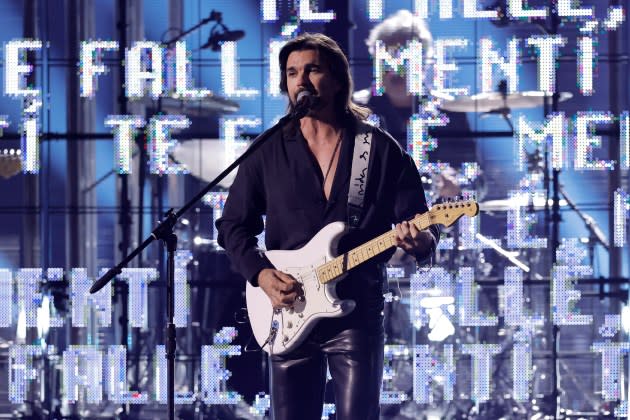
[426,307,455,341]
[410,268,453,330]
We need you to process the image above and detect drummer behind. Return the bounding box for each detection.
[354,9,477,175]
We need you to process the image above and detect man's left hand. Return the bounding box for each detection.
[394,215,435,260]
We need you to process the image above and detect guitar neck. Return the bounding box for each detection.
[316,212,432,284]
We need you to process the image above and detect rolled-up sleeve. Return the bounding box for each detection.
[216,157,273,285]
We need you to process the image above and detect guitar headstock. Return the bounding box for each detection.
[429,199,479,227]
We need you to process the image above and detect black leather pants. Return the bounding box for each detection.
[269,314,384,420]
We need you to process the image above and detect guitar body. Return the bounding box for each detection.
[246,221,356,355]
[244,200,479,356]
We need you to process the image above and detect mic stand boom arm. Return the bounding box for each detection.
[89,114,293,420]
[557,184,610,252]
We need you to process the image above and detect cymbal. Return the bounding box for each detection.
[439,91,572,113]
[142,94,240,116]
[479,196,567,212]
[171,139,248,188]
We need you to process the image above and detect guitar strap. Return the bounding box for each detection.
[347,121,374,229]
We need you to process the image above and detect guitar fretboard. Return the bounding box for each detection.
[316,212,432,284]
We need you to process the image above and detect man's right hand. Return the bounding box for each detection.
[257,268,300,309]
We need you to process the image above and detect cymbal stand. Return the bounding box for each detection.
[544,2,562,417]
[483,80,514,132]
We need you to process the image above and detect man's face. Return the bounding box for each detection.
[285,49,341,114]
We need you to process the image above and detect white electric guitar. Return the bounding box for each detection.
[246,200,479,355]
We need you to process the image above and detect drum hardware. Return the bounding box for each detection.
[439,80,572,133]
[479,197,568,213]
[0,149,22,179]
[171,139,249,188]
[142,94,239,117]
[439,88,572,114]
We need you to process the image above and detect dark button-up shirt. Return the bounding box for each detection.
[216,115,437,298]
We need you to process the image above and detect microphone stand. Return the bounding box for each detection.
[90,114,293,420]
[557,184,610,262]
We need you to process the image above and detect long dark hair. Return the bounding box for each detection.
[279,33,370,120]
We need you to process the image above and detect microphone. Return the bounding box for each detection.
[201,28,246,51]
[292,90,316,119]
[89,267,122,294]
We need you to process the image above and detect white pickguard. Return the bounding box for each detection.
[246,221,356,355]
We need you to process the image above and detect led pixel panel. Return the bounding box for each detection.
[413,344,455,404]
[125,41,163,99]
[63,346,103,403]
[200,327,242,405]
[80,40,118,98]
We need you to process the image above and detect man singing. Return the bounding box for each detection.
[217,32,438,420]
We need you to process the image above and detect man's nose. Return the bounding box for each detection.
[297,70,310,85]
